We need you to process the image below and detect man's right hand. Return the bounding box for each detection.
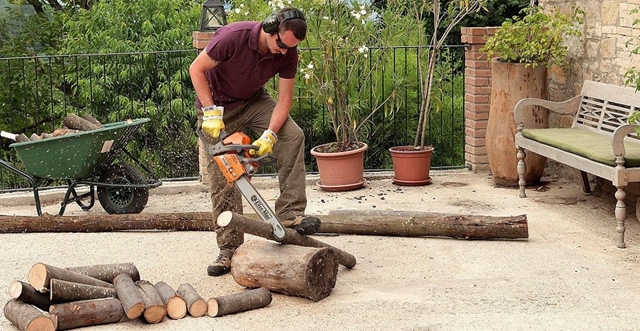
[202,106,225,139]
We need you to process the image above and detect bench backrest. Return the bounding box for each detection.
[574,80,640,136]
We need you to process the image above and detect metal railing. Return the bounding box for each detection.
[0,46,466,191]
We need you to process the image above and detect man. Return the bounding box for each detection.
[189,7,320,277]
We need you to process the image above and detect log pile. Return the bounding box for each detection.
[6,114,107,143]
[4,262,271,330]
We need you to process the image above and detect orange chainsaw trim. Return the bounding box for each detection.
[214,154,246,186]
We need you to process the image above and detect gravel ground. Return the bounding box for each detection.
[0,170,639,331]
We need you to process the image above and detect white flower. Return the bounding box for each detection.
[360,9,367,15]
[234,8,241,14]
[307,62,314,69]
[323,16,329,20]
[240,4,244,8]
[304,73,310,80]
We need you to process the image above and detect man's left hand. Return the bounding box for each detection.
[250,130,278,156]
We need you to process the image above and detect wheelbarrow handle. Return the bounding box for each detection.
[1,131,18,141]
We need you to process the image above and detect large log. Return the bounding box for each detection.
[217,211,357,269]
[0,212,527,239]
[66,263,140,283]
[7,280,52,311]
[28,263,113,292]
[154,281,187,320]
[136,280,167,324]
[4,299,55,331]
[207,287,272,317]
[176,283,207,318]
[113,273,144,319]
[324,210,529,239]
[62,113,100,131]
[231,241,338,302]
[49,298,124,330]
[50,279,117,303]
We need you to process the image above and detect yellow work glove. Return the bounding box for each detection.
[250,130,278,156]
[201,105,225,139]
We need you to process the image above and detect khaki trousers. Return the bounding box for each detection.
[198,91,308,252]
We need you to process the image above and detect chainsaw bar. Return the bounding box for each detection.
[234,176,286,240]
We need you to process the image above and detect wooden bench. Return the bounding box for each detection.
[514,80,640,248]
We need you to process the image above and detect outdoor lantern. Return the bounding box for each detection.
[199,0,227,32]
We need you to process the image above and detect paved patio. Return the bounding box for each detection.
[0,170,639,330]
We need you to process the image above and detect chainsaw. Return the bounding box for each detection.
[197,130,286,240]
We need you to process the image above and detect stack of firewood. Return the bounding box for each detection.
[4,262,272,331]
[10,114,105,143]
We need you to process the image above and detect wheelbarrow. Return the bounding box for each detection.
[0,118,162,216]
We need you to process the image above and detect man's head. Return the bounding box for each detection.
[262,7,307,42]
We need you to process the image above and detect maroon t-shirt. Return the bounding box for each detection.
[196,21,299,110]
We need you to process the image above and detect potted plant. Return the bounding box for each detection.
[300,0,411,191]
[389,0,486,186]
[480,5,583,186]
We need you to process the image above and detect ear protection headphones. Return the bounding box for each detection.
[262,9,305,34]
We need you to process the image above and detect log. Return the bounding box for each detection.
[217,211,357,269]
[176,283,207,318]
[154,281,187,320]
[3,299,55,331]
[0,212,527,239]
[324,210,529,239]
[66,263,140,283]
[16,133,31,142]
[52,128,77,137]
[28,263,113,292]
[49,298,124,330]
[7,280,51,311]
[81,114,103,128]
[0,212,215,233]
[113,273,144,319]
[207,287,272,317]
[29,133,41,141]
[62,113,100,131]
[136,280,167,324]
[230,241,338,302]
[50,279,117,303]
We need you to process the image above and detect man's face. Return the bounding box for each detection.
[269,29,300,54]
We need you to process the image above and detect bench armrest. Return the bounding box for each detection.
[612,124,640,163]
[514,95,582,131]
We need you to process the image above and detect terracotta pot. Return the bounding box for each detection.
[310,142,368,192]
[389,146,433,186]
[487,59,548,186]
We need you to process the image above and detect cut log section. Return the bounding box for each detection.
[66,263,140,283]
[113,273,144,319]
[0,212,215,233]
[217,211,356,269]
[49,298,124,330]
[3,299,55,331]
[81,114,104,128]
[176,283,207,317]
[231,241,338,302]
[28,263,113,292]
[207,287,272,317]
[62,113,100,131]
[7,280,52,311]
[50,279,117,303]
[154,281,187,320]
[136,280,167,324]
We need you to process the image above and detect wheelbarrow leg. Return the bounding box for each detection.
[59,181,95,215]
[0,158,43,216]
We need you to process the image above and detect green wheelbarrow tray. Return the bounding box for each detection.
[0,118,162,216]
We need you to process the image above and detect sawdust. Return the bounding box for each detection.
[1,170,640,331]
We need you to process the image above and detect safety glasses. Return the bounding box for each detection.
[275,31,297,50]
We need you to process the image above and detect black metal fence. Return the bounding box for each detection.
[0,46,466,191]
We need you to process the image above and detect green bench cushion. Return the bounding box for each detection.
[522,127,640,168]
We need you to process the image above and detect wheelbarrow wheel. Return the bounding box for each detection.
[97,163,149,214]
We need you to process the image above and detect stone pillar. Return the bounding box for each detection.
[460,27,498,173]
[193,31,215,184]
